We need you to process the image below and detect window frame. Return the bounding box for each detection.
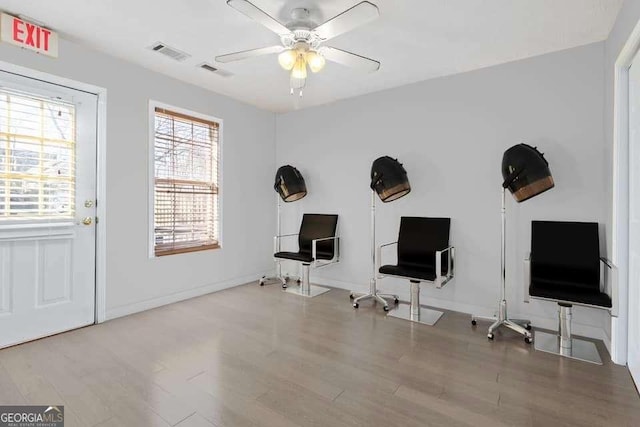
[148,101,223,258]
[0,84,79,224]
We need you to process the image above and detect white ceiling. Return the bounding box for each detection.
[0,0,624,112]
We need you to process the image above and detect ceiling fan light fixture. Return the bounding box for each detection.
[291,55,308,79]
[278,49,297,70]
[221,0,382,95]
[306,50,326,73]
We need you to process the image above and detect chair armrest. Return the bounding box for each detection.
[435,246,455,288]
[273,233,299,253]
[312,236,338,242]
[276,233,299,238]
[376,242,398,277]
[312,236,339,262]
[600,257,618,317]
[379,241,399,249]
[523,252,531,303]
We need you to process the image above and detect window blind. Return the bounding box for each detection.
[153,107,220,256]
[0,89,75,219]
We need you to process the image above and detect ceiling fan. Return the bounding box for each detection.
[216,0,381,96]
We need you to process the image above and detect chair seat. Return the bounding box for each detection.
[274,251,314,262]
[379,264,437,281]
[530,281,612,308]
[274,251,335,263]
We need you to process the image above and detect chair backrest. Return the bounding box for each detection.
[531,221,600,291]
[298,214,338,260]
[397,217,450,271]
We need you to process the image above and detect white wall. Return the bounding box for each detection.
[276,42,611,342]
[0,38,276,318]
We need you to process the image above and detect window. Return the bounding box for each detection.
[153,106,220,256]
[0,88,75,219]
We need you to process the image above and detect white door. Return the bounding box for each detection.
[628,57,640,383]
[0,71,97,348]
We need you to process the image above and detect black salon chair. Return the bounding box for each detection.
[525,221,617,364]
[378,217,455,325]
[273,214,339,297]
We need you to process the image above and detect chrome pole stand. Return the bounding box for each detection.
[534,304,602,364]
[471,188,532,343]
[260,194,288,287]
[351,190,399,311]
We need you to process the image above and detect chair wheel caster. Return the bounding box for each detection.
[353,303,359,309]
[525,336,533,344]
[259,282,264,286]
[296,279,301,284]
[471,319,477,326]
[525,324,532,331]
[282,284,287,289]
[487,333,494,340]
[383,306,390,312]
[349,294,354,300]
[394,298,399,304]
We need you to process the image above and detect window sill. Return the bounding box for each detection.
[155,243,220,257]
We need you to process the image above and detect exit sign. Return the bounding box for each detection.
[0,13,58,57]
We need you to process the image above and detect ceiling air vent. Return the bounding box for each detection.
[198,63,233,78]
[149,42,191,62]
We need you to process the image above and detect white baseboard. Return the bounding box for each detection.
[104,272,263,321]
[312,275,613,360]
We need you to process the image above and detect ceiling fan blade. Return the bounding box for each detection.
[313,1,379,41]
[215,45,284,63]
[321,47,380,72]
[227,0,291,35]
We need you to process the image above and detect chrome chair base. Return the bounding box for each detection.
[387,303,443,326]
[383,281,443,325]
[283,263,330,298]
[351,292,399,311]
[285,284,331,298]
[533,304,602,364]
[534,331,602,364]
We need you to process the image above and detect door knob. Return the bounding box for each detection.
[82,217,93,225]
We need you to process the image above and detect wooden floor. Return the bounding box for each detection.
[0,283,639,427]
